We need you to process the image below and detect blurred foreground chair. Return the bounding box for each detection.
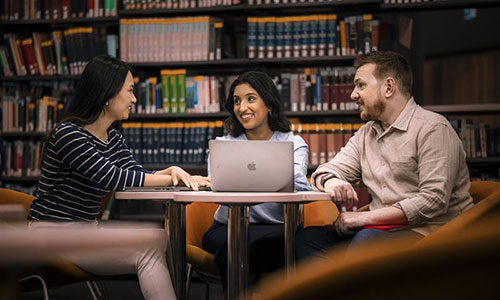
[0,188,113,300]
[247,181,500,300]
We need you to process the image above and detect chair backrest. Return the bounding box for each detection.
[0,188,36,220]
[185,202,219,248]
[303,201,338,227]
[0,188,113,221]
[469,180,499,204]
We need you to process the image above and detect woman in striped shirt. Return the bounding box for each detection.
[28,55,208,299]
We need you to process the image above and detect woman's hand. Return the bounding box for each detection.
[192,176,211,189]
[159,167,211,191]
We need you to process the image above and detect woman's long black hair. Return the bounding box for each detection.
[42,55,132,156]
[224,71,290,137]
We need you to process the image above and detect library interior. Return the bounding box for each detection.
[1,0,499,300]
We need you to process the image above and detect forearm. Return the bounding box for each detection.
[144,173,173,186]
[362,207,408,226]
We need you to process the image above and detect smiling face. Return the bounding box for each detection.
[232,83,271,134]
[351,63,386,121]
[106,71,136,121]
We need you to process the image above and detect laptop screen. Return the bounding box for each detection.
[209,140,294,192]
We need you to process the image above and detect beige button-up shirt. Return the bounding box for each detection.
[312,98,473,236]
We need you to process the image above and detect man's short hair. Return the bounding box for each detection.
[353,51,413,98]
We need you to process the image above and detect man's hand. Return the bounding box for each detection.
[324,178,359,208]
[334,211,366,235]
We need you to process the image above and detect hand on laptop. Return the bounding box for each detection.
[157,166,211,191]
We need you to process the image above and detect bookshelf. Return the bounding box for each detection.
[1,0,499,196]
[0,16,119,26]
[381,0,500,11]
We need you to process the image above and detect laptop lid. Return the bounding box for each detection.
[209,140,294,192]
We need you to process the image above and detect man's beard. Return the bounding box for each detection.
[359,98,385,121]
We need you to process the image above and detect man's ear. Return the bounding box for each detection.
[383,77,397,98]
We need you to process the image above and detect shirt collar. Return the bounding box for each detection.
[370,97,417,137]
[390,97,417,132]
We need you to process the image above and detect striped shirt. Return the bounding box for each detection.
[28,122,149,222]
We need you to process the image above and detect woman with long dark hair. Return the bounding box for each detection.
[28,55,209,299]
[202,71,311,289]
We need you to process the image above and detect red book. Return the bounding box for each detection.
[362,225,409,232]
[20,38,39,75]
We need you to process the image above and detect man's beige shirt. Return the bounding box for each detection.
[312,98,473,236]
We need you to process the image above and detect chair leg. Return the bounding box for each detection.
[205,281,210,300]
[186,263,193,299]
[20,275,49,300]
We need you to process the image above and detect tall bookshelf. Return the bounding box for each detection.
[1,0,499,196]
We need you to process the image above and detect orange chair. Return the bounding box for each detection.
[303,200,339,228]
[0,188,113,300]
[185,202,220,300]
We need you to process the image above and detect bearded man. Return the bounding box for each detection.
[295,51,473,259]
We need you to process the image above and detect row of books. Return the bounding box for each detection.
[120,17,223,63]
[0,81,73,133]
[276,67,357,112]
[131,66,357,116]
[121,121,364,167]
[133,71,228,114]
[121,121,225,165]
[450,119,500,159]
[0,140,42,178]
[122,0,239,9]
[1,95,66,133]
[0,0,118,21]
[247,14,379,59]
[1,27,118,77]
[292,122,363,166]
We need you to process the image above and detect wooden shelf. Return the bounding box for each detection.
[0,16,119,26]
[0,132,47,138]
[128,112,229,120]
[127,56,357,68]
[286,110,359,117]
[466,157,500,166]
[0,75,80,81]
[423,103,500,114]
[1,176,39,182]
[128,110,359,120]
[119,1,379,16]
[381,0,500,10]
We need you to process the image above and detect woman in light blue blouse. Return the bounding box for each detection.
[202,71,311,290]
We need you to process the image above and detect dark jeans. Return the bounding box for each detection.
[202,220,285,290]
[295,226,424,261]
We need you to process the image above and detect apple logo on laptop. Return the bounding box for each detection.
[247,161,256,171]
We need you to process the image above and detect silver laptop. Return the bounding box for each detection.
[209,140,294,192]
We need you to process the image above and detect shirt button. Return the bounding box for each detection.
[382,183,387,188]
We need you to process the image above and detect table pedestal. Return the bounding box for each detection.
[227,205,250,300]
[164,202,186,300]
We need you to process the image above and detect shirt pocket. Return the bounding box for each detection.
[390,157,418,182]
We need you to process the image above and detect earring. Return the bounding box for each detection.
[105,101,109,106]
[268,110,272,116]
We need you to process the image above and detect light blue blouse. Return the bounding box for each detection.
[209,131,311,224]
